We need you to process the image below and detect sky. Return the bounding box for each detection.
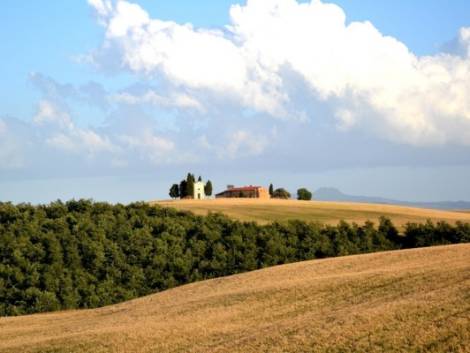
[1,0,470,204]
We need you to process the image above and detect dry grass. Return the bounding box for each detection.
[1,244,469,353]
[154,198,470,229]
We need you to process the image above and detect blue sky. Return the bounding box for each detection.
[1,0,470,203]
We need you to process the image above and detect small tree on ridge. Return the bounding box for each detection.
[297,188,312,201]
[169,184,180,199]
[272,188,291,199]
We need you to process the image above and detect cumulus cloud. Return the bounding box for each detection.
[0,94,183,171]
[30,72,110,111]
[223,130,271,158]
[198,128,273,159]
[118,131,176,164]
[444,27,470,58]
[4,0,470,180]
[30,100,114,155]
[460,27,470,56]
[88,0,470,146]
[33,100,74,129]
[88,0,113,23]
[112,90,204,111]
[45,129,115,155]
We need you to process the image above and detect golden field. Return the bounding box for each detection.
[154,198,470,228]
[0,244,469,353]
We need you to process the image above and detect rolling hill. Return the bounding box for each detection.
[154,198,470,229]
[0,244,468,353]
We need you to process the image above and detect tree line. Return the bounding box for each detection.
[268,183,312,200]
[0,200,469,316]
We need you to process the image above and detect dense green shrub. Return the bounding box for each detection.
[297,188,313,201]
[272,188,291,199]
[0,200,468,316]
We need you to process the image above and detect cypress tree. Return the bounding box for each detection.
[179,180,188,198]
[204,180,213,196]
[186,173,195,198]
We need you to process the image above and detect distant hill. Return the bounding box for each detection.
[1,244,468,353]
[314,187,470,210]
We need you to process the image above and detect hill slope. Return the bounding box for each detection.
[154,198,470,228]
[1,244,469,353]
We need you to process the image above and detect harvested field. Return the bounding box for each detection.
[1,244,469,353]
[154,198,470,229]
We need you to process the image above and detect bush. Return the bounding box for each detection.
[297,188,312,201]
[272,188,291,199]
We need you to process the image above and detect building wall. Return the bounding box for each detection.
[257,187,270,199]
[193,181,205,200]
[216,187,270,199]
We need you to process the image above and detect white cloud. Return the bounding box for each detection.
[107,0,149,37]
[199,128,275,159]
[89,0,286,117]
[46,134,77,152]
[32,100,116,156]
[78,130,115,153]
[223,130,270,158]
[0,97,182,170]
[459,27,470,57]
[335,109,356,131]
[112,90,204,111]
[46,130,115,155]
[87,0,113,23]
[89,0,470,146]
[33,100,73,129]
[119,132,175,164]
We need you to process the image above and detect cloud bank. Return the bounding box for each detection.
[2,0,470,178]
[87,0,470,146]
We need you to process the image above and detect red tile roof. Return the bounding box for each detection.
[217,186,262,193]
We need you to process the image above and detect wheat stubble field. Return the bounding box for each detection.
[0,244,469,353]
[154,198,470,228]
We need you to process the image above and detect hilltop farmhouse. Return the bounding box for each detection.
[216,185,270,199]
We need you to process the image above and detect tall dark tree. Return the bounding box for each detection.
[297,188,312,201]
[169,184,180,199]
[179,180,188,198]
[186,173,195,198]
[204,180,213,196]
[269,183,274,197]
[198,175,202,182]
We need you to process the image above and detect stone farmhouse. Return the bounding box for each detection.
[216,185,270,199]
